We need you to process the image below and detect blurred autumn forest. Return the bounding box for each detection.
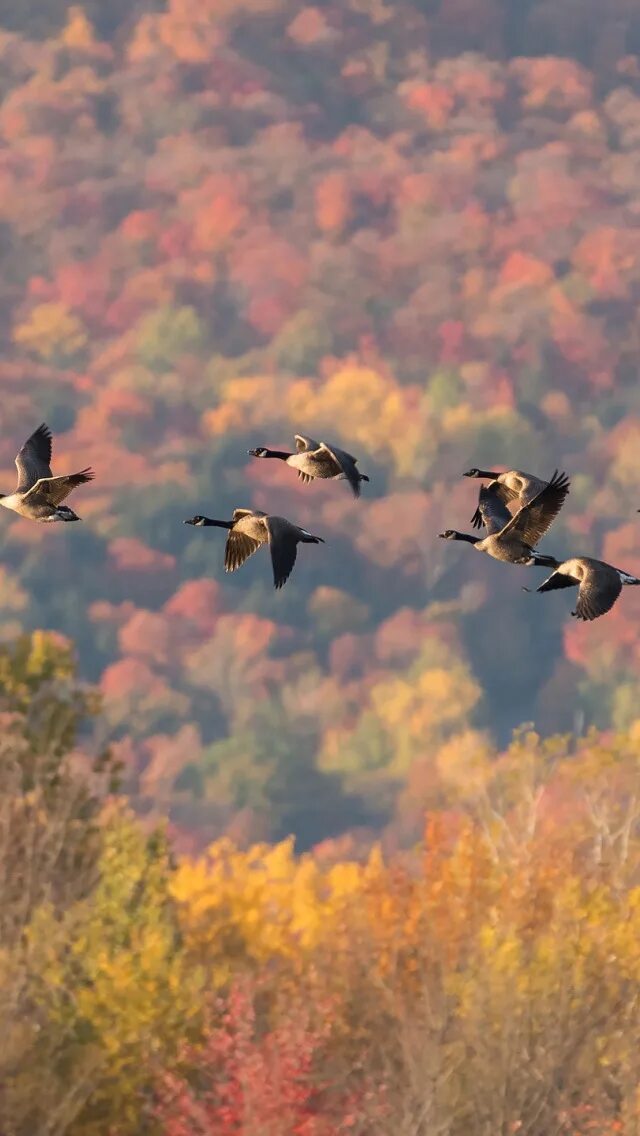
[3,0,640,851]
[4,0,640,1130]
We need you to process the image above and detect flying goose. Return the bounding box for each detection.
[0,423,94,522]
[463,467,555,530]
[183,508,324,589]
[248,435,369,497]
[438,470,569,566]
[524,557,640,620]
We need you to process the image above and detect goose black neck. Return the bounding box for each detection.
[476,470,499,480]
[201,517,233,529]
[453,532,480,545]
[532,553,560,568]
[262,449,291,460]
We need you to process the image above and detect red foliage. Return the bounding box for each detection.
[154,983,382,1135]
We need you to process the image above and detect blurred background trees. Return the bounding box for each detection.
[2,1,640,1123]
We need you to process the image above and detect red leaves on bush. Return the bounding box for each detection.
[154,983,384,1136]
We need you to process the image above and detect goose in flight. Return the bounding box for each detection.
[184,508,324,589]
[0,423,94,522]
[439,470,569,566]
[248,434,369,497]
[463,467,560,530]
[524,557,640,620]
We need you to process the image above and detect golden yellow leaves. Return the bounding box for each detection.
[170,835,365,979]
[14,302,87,364]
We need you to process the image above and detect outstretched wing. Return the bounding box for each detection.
[470,481,518,529]
[15,424,53,491]
[575,563,622,621]
[501,470,570,547]
[318,442,361,497]
[224,529,262,573]
[265,516,299,589]
[475,484,513,536]
[295,434,321,453]
[23,469,94,505]
[536,568,578,595]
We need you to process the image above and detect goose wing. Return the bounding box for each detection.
[475,484,513,536]
[224,528,262,573]
[318,442,362,497]
[470,481,517,530]
[293,438,321,483]
[23,469,94,505]
[574,561,622,621]
[499,470,570,546]
[295,434,321,453]
[15,424,53,491]
[265,516,300,589]
[224,511,266,572]
[515,472,548,504]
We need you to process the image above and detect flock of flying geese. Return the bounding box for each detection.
[442,467,640,621]
[2,424,639,620]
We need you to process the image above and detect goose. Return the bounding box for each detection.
[463,467,555,530]
[183,508,324,589]
[0,423,94,522]
[248,434,369,497]
[438,470,569,566]
[524,557,640,620]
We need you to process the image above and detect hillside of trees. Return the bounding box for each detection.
[0,0,639,849]
[1,629,640,1134]
[3,0,640,1131]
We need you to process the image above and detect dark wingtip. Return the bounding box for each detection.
[360,474,370,482]
[470,508,482,530]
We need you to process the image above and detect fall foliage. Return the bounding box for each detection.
[2,0,640,1130]
[0,0,640,845]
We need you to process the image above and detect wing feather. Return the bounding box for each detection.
[475,484,513,536]
[15,424,53,491]
[500,470,570,546]
[575,564,622,621]
[295,434,320,453]
[23,469,94,505]
[470,481,518,529]
[224,530,262,573]
[318,442,361,497]
[265,516,299,589]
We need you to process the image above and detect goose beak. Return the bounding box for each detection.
[247,449,258,456]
